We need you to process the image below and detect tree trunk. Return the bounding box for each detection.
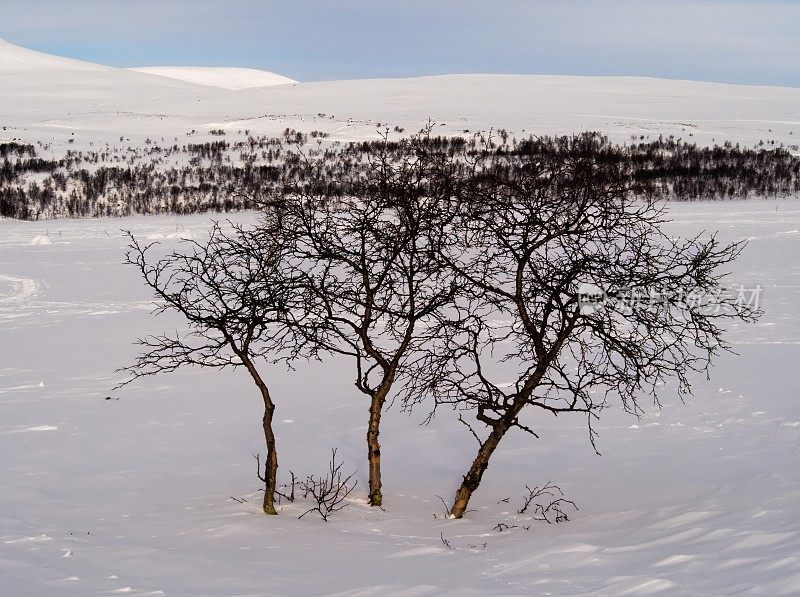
[450,422,510,519]
[367,386,389,507]
[240,355,279,515]
[261,397,278,515]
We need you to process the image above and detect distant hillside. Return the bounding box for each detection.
[129,67,296,90]
[1,40,799,149]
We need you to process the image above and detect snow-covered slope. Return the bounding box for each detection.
[0,37,209,88]
[0,37,103,74]
[2,40,799,148]
[0,38,232,139]
[129,66,296,90]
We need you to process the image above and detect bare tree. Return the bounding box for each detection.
[117,217,313,515]
[408,133,759,518]
[273,128,467,507]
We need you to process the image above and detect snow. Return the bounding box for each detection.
[0,37,111,74]
[2,40,799,148]
[129,67,296,90]
[1,202,800,594]
[2,40,800,594]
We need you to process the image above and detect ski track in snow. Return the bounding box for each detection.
[0,269,153,323]
[0,274,40,306]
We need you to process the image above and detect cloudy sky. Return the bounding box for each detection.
[1,0,798,86]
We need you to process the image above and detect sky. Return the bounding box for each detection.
[1,0,798,86]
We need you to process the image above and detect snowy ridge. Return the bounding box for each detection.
[129,66,297,90]
[0,37,112,73]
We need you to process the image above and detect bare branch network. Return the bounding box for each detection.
[118,127,759,519]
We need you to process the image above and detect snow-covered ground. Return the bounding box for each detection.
[1,201,799,595]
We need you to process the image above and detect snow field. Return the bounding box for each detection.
[1,201,799,594]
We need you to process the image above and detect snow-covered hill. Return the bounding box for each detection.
[129,66,296,90]
[0,38,230,140]
[2,39,798,148]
